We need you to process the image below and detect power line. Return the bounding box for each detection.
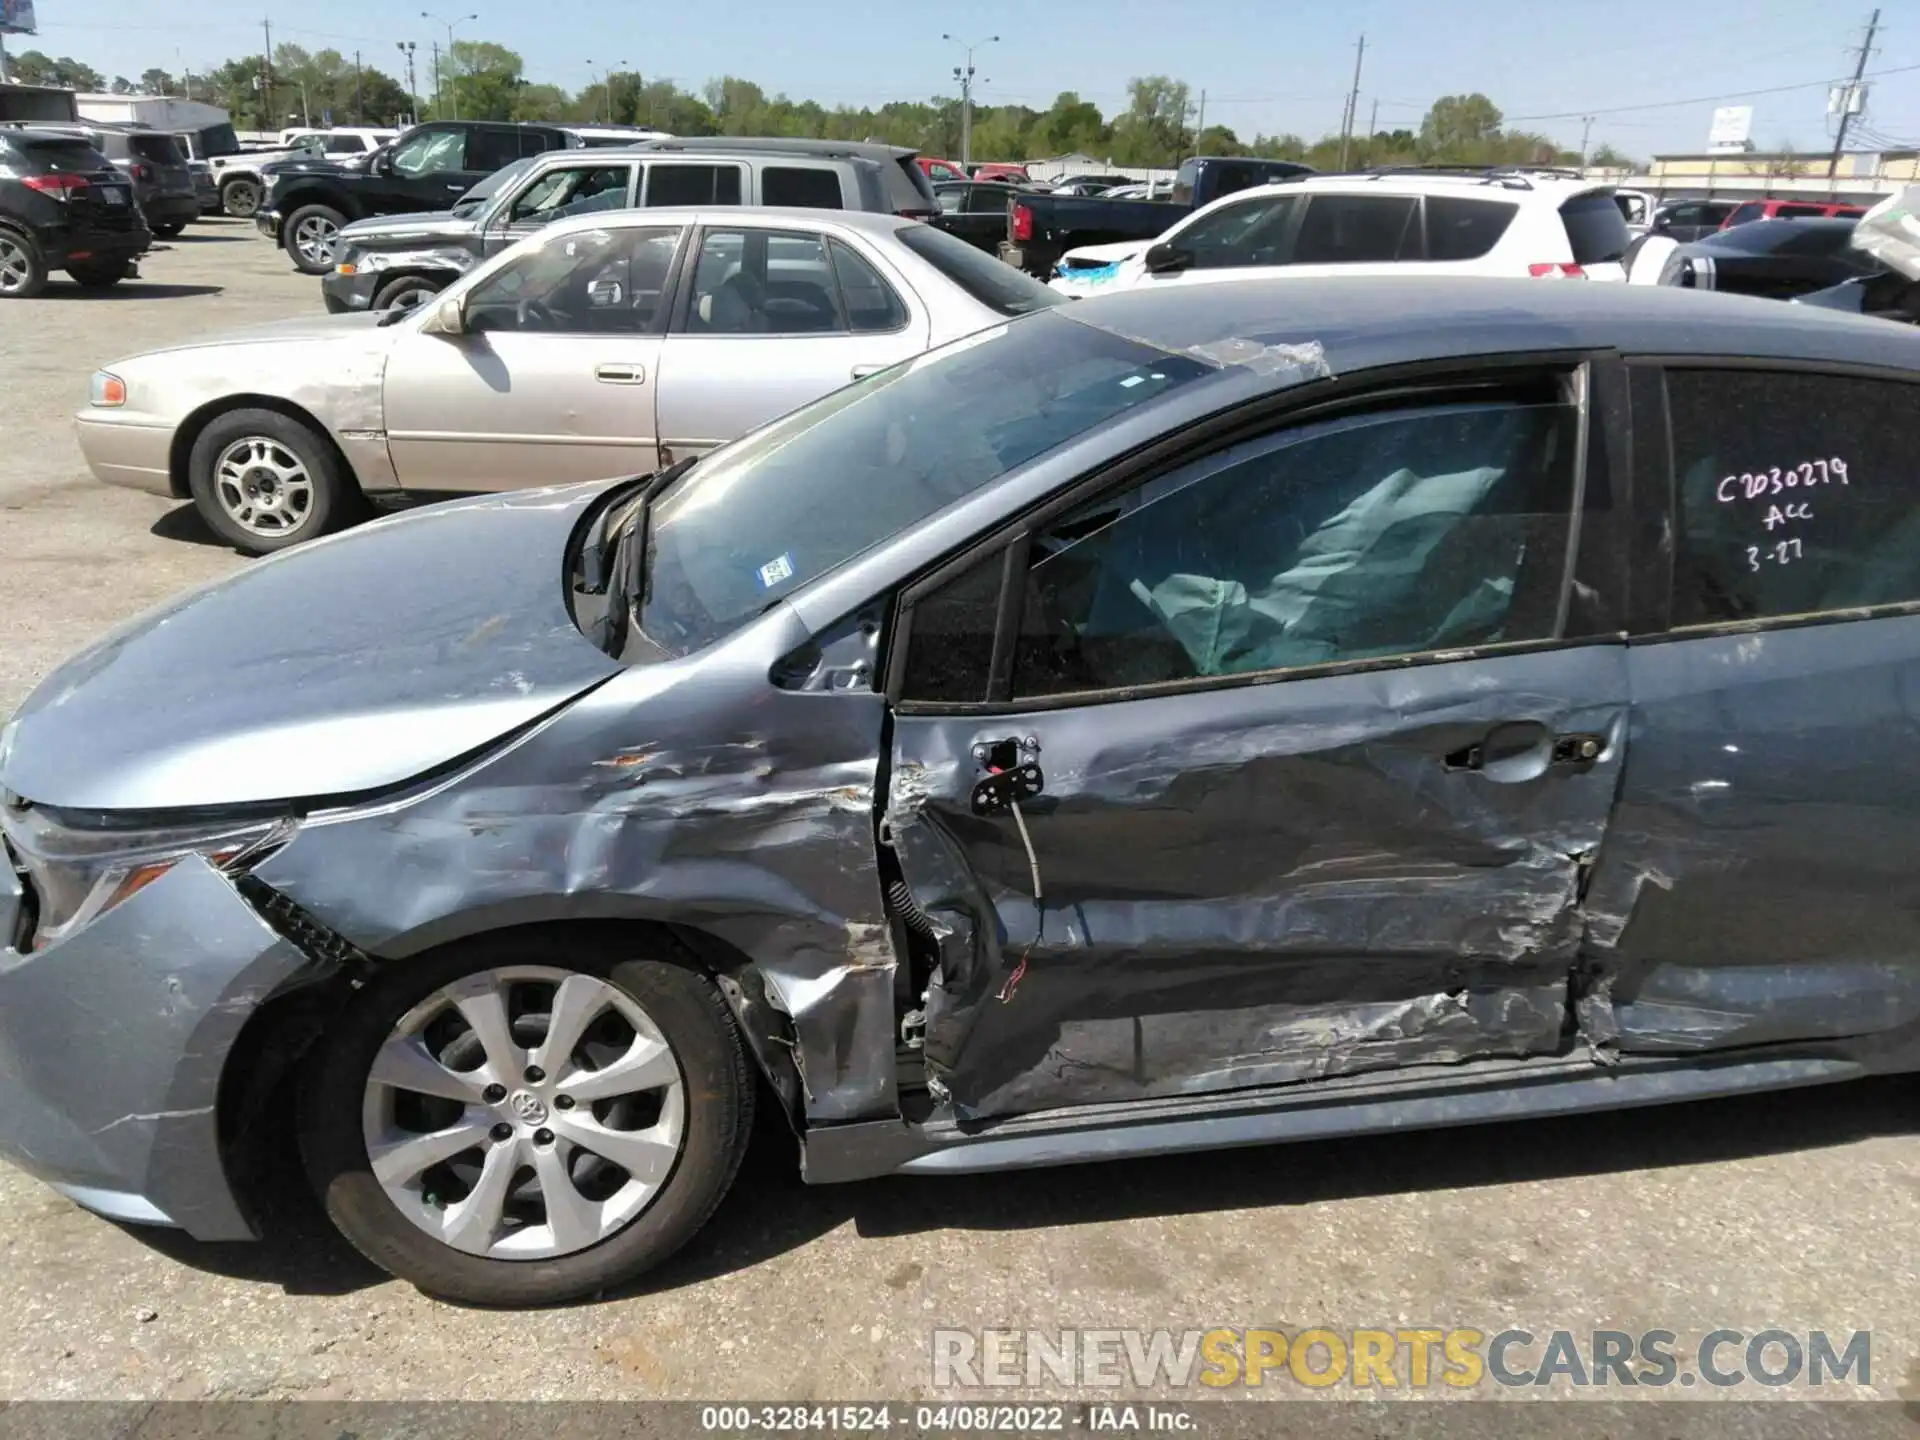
[1503,57,1920,122]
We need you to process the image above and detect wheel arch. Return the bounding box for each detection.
[277,187,360,221]
[214,915,805,1234]
[168,393,363,501]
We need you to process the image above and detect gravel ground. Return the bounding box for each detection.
[0,223,1916,1407]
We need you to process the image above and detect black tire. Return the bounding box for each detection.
[151,221,186,239]
[187,406,361,554]
[283,202,347,275]
[220,176,262,218]
[298,933,754,1306]
[67,256,132,288]
[372,273,445,312]
[0,227,48,299]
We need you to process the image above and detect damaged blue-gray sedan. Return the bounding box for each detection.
[6,277,1920,1305]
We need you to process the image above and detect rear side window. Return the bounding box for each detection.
[1558,193,1630,264]
[1425,196,1518,261]
[468,129,525,172]
[1669,369,1920,625]
[894,222,1064,315]
[647,164,743,206]
[762,166,843,209]
[1779,203,1827,219]
[1725,202,1766,227]
[1293,194,1419,264]
[19,140,106,173]
[325,135,369,154]
[829,239,908,332]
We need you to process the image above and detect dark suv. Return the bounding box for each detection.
[257,120,576,273]
[0,129,150,298]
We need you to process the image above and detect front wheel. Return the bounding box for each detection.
[187,406,360,553]
[284,203,346,274]
[373,273,445,312]
[220,177,262,218]
[151,221,186,239]
[298,934,754,1306]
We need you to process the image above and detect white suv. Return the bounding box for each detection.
[1049,168,1632,297]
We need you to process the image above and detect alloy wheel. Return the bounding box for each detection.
[293,213,339,267]
[212,435,315,538]
[224,180,262,217]
[360,965,687,1260]
[0,237,34,295]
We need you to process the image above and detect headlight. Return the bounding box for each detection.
[89,371,125,407]
[0,800,294,951]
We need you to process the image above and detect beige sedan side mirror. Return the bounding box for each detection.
[419,296,467,337]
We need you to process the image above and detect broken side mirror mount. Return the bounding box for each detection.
[970,736,1044,817]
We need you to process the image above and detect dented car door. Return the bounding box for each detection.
[885,367,1631,1122]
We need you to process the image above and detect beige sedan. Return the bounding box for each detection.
[76,205,1060,553]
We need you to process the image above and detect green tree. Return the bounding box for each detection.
[440,40,524,121]
[137,67,177,95]
[1031,90,1106,157]
[4,51,103,89]
[1419,92,1504,160]
[1194,123,1241,156]
[1587,142,1638,171]
[1109,75,1192,166]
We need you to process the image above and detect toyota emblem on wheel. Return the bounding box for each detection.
[506,1090,549,1126]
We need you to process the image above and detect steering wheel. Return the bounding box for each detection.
[515,296,558,329]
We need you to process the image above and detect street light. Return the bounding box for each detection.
[422,11,477,120]
[941,32,998,168]
[395,41,419,123]
[587,58,629,125]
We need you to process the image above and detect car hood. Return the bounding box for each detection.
[1058,240,1145,268]
[264,154,365,179]
[339,209,479,247]
[118,310,393,361]
[0,485,623,812]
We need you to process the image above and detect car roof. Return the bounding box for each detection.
[531,204,913,239]
[1285,170,1610,199]
[1065,275,1920,377]
[632,136,916,161]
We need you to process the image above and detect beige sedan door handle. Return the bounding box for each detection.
[595,362,646,384]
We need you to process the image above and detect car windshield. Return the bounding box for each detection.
[453,158,534,216]
[627,311,1213,659]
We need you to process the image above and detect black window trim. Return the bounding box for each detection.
[884,348,1612,715]
[1631,352,1920,645]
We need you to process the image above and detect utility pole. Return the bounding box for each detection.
[1828,6,1880,182]
[942,33,998,168]
[1193,88,1206,156]
[354,50,364,123]
[396,41,418,123]
[262,18,275,133]
[1338,33,1366,171]
[429,40,441,119]
[1579,114,1595,168]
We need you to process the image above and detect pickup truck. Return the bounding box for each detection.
[255,120,577,274]
[999,154,1313,278]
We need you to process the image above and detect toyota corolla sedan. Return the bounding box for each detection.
[10,279,1920,1306]
[73,206,1060,555]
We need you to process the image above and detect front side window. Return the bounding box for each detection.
[636,313,1212,657]
[762,166,843,208]
[1008,397,1579,698]
[645,163,744,206]
[462,225,681,335]
[935,186,966,214]
[1174,193,1301,269]
[1292,194,1419,264]
[391,129,466,177]
[1670,369,1920,626]
[325,135,369,154]
[509,165,631,225]
[1725,202,1766,227]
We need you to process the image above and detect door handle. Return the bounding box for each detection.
[1444,723,1607,780]
[595,362,646,384]
[850,363,886,380]
[446,182,466,191]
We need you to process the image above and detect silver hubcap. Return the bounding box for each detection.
[361,965,686,1261]
[294,214,338,265]
[212,436,314,537]
[0,237,33,294]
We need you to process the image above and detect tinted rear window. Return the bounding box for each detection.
[127,134,184,163]
[198,124,240,157]
[763,166,843,208]
[20,139,107,172]
[896,222,1066,315]
[1425,195,1518,260]
[1559,192,1630,264]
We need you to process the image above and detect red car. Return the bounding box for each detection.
[970,162,1030,183]
[1720,198,1866,230]
[916,156,968,184]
